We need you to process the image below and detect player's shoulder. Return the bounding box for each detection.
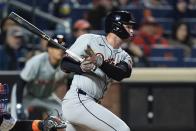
[78,33,101,40]
[121,49,132,58]
[27,52,48,64]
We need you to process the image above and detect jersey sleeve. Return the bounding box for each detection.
[20,58,40,82]
[69,34,92,57]
[123,51,133,69]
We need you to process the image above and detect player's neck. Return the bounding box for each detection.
[106,33,122,49]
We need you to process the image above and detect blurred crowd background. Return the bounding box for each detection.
[1,0,196,70]
[0,0,196,131]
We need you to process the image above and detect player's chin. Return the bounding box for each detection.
[123,36,133,42]
[128,34,134,41]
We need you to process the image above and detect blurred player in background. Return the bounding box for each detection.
[15,35,67,119]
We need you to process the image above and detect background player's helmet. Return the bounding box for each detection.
[105,11,135,39]
[48,34,67,48]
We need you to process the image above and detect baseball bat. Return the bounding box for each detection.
[7,12,83,62]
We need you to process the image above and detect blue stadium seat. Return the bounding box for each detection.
[183,48,196,67]
[183,18,196,35]
[150,47,184,59]
[151,8,173,18]
[17,0,50,11]
[184,58,196,67]
[165,0,175,5]
[149,57,180,67]
[190,48,196,57]
[149,47,184,67]
[70,8,91,24]
[79,0,92,5]
[156,18,173,34]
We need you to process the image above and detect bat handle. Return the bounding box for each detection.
[66,50,84,62]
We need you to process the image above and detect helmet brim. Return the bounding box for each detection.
[123,20,136,25]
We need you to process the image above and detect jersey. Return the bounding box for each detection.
[67,34,132,100]
[20,52,65,98]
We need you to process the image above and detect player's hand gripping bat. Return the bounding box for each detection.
[7,12,83,62]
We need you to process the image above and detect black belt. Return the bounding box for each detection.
[77,89,99,103]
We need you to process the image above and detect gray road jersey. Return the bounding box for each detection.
[20,52,65,98]
[68,34,132,99]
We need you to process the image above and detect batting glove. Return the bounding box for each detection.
[80,59,96,72]
[85,54,104,67]
[81,45,104,71]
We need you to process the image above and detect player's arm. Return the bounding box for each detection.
[16,77,27,104]
[15,58,40,119]
[61,34,93,74]
[100,53,132,81]
[17,58,39,101]
[61,55,84,74]
[15,76,28,119]
[100,60,132,81]
[84,47,133,81]
[61,54,132,81]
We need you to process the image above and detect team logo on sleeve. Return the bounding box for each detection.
[105,58,115,65]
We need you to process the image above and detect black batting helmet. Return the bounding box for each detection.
[105,11,135,39]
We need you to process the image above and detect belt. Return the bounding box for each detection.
[77,89,99,103]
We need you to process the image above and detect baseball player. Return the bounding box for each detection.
[15,35,67,119]
[61,11,134,131]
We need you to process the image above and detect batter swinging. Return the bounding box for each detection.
[61,11,135,131]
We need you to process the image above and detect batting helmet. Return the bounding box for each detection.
[105,11,135,39]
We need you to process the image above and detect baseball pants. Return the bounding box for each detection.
[62,90,130,131]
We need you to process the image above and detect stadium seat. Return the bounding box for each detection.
[149,47,184,67]
[182,48,196,67]
[184,58,196,67]
[149,57,180,67]
[183,18,196,35]
[156,18,173,34]
[190,48,196,58]
[79,0,92,5]
[70,8,91,24]
[150,47,184,59]
[151,8,173,18]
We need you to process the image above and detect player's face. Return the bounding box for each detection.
[123,24,134,39]
[49,47,64,60]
